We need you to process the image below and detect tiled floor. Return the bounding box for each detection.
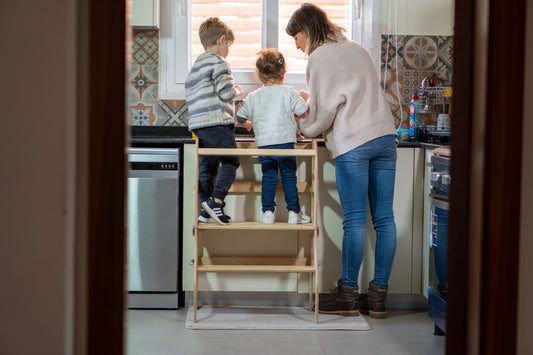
[126,308,445,355]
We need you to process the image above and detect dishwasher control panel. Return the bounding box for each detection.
[129,161,178,170]
[128,148,180,171]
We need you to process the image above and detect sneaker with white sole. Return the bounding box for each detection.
[201,197,230,225]
[198,208,211,223]
[288,210,311,224]
[198,208,232,223]
[262,210,275,224]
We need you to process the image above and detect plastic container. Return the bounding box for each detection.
[409,91,421,140]
[397,128,409,141]
[437,114,450,131]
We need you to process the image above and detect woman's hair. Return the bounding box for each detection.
[199,17,235,49]
[255,49,285,84]
[285,3,343,54]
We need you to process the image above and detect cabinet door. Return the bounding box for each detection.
[363,147,424,294]
[318,147,424,294]
[131,0,159,28]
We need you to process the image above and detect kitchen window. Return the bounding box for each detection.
[159,0,380,98]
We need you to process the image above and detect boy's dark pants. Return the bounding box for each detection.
[193,124,240,202]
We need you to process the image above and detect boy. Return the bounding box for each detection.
[185,17,243,225]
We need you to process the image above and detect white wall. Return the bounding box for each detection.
[0,0,77,354]
[380,0,455,35]
[517,0,533,353]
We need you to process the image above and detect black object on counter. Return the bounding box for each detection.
[131,125,255,139]
[131,126,190,138]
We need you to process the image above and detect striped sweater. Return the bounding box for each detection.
[185,52,238,131]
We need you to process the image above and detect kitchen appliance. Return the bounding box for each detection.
[427,147,451,335]
[127,147,181,308]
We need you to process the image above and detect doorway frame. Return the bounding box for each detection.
[448,0,525,354]
[85,0,127,354]
[84,0,527,354]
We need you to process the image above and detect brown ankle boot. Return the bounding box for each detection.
[317,280,359,316]
[359,282,388,319]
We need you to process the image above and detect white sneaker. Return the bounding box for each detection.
[288,211,311,224]
[262,210,275,224]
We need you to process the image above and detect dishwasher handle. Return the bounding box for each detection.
[128,170,179,179]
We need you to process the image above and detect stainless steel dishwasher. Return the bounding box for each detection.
[127,147,180,308]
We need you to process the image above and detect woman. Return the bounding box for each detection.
[286,3,397,318]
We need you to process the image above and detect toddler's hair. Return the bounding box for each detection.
[256,49,286,84]
[199,17,235,49]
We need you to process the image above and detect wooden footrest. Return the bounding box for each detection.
[197,257,315,272]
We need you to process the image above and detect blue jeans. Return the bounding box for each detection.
[257,143,300,213]
[193,125,240,202]
[335,134,397,287]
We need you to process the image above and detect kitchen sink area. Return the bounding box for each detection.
[129,124,448,313]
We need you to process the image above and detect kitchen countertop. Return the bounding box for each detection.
[130,126,193,145]
[129,126,447,149]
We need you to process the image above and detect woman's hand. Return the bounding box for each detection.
[298,90,309,102]
[243,119,253,131]
[234,85,244,97]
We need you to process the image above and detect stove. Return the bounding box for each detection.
[427,146,451,335]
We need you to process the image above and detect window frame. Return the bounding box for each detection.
[159,0,381,99]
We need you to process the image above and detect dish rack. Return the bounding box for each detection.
[418,75,452,143]
[419,76,452,114]
[422,125,451,136]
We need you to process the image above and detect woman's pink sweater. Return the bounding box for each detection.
[298,33,396,158]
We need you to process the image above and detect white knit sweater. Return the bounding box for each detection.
[236,84,308,147]
[298,33,396,158]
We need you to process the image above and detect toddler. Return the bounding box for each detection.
[236,49,310,224]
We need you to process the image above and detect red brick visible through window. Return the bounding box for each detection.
[191,0,349,71]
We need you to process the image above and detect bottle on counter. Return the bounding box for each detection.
[409,91,421,140]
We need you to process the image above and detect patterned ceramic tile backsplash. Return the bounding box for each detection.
[128,29,453,128]
[128,29,188,126]
[380,35,453,128]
